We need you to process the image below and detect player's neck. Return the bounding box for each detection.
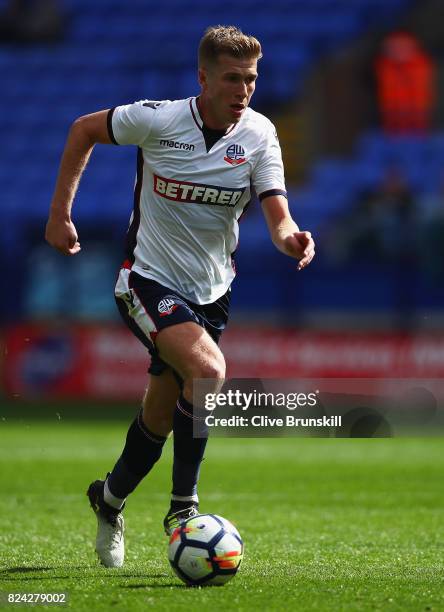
[197,96,232,132]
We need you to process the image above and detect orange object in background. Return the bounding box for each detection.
[375,32,435,134]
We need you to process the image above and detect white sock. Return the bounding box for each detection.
[171,494,199,504]
[104,478,126,510]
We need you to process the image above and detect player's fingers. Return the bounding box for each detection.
[67,242,81,255]
[297,249,315,270]
[303,236,315,253]
[54,241,80,256]
[302,244,315,259]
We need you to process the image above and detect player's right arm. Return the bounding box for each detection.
[45,110,112,255]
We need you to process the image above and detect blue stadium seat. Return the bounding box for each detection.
[0,0,415,283]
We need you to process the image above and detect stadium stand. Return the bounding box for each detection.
[2,0,428,323]
[294,130,444,234]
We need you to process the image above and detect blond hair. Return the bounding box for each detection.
[198,25,262,68]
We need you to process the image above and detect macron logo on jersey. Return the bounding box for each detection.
[159,139,195,151]
[154,174,245,207]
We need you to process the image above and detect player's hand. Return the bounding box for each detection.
[45,215,81,255]
[283,231,315,270]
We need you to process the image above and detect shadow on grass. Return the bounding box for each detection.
[0,567,184,588]
[0,566,54,574]
[123,583,186,589]
[0,567,71,582]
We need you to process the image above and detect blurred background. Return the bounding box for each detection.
[1,0,444,402]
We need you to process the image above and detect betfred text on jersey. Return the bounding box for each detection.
[154,174,245,207]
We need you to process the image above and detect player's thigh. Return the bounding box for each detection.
[115,269,225,399]
[142,368,180,436]
[156,321,226,391]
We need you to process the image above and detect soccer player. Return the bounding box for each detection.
[45,25,315,568]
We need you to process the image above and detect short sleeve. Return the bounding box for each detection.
[108,100,161,146]
[252,124,287,201]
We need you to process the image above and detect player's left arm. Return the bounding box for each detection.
[261,194,315,271]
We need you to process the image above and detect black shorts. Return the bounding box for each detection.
[115,266,230,376]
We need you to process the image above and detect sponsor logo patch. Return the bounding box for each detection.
[143,101,161,109]
[159,139,195,151]
[224,144,246,166]
[158,298,178,317]
[153,174,245,207]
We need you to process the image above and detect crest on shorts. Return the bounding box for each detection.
[224,144,246,166]
[158,298,178,317]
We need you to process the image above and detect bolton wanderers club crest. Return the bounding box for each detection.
[158,298,178,317]
[224,144,246,166]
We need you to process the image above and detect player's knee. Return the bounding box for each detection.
[182,354,225,401]
[196,354,226,381]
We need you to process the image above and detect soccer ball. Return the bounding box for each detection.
[168,514,244,586]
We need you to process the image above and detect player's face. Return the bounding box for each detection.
[199,54,258,130]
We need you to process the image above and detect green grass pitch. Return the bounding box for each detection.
[0,410,443,611]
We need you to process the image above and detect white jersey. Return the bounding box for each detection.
[109,96,287,304]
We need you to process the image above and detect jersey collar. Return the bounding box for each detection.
[190,97,204,131]
[189,97,239,137]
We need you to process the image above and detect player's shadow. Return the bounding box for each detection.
[122,582,186,589]
[0,566,54,574]
[0,565,92,581]
[1,567,193,589]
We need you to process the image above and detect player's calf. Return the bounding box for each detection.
[106,409,167,506]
